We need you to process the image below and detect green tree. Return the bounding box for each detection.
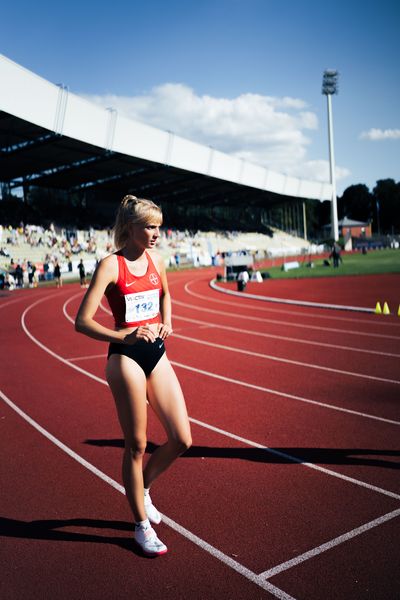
[373,179,400,234]
[338,184,373,222]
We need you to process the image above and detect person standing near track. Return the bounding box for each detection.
[53,260,62,287]
[75,195,192,557]
[78,258,87,288]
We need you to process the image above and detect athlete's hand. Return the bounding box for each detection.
[158,323,173,340]
[123,325,156,344]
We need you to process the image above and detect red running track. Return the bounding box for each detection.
[1,269,400,600]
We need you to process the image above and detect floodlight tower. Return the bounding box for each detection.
[322,69,339,241]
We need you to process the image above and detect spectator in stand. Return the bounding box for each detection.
[15,263,24,288]
[27,261,36,288]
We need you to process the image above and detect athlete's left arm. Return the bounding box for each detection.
[154,251,173,340]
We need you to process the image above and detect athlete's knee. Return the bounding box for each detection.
[125,438,147,459]
[171,433,192,455]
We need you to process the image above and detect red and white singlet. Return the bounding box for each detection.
[105,251,162,329]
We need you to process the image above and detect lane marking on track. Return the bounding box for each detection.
[24,293,400,499]
[10,293,400,587]
[210,278,375,312]
[0,288,67,309]
[98,293,400,358]
[188,416,400,501]
[183,280,400,328]
[171,333,400,385]
[173,315,400,358]
[95,296,400,383]
[258,507,400,580]
[64,351,400,427]
[62,297,400,425]
[0,388,295,600]
[2,387,399,595]
[173,297,400,341]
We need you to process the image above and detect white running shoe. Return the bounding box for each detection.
[144,491,162,524]
[134,523,167,556]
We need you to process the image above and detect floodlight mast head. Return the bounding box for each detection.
[322,70,339,95]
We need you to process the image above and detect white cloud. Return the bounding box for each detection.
[286,160,351,183]
[85,83,347,183]
[360,128,400,141]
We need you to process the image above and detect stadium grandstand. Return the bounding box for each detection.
[0,54,331,284]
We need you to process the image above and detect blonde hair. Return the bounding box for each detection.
[113,195,162,249]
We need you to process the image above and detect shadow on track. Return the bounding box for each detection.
[0,517,154,557]
[85,439,400,469]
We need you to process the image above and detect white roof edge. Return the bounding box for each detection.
[0,54,332,201]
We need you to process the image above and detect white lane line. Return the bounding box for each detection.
[171,333,400,385]
[69,354,107,361]
[184,280,400,328]
[14,293,400,582]
[22,297,108,387]
[188,416,400,501]
[210,278,374,313]
[173,298,399,341]
[0,295,32,309]
[24,294,400,500]
[95,291,400,362]
[173,315,400,359]
[0,289,67,309]
[258,508,400,580]
[0,389,294,600]
[63,297,400,426]
[98,284,399,348]
[64,353,400,427]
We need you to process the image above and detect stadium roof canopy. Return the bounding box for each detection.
[0,55,332,209]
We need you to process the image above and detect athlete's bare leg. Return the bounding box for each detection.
[143,355,192,489]
[106,354,148,522]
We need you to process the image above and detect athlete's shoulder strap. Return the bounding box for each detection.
[145,251,160,274]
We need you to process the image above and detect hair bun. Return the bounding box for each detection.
[122,194,138,205]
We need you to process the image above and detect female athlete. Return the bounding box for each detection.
[75,195,192,556]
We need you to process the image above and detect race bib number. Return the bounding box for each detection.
[124,289,159,323]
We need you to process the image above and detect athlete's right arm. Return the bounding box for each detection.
[75,255,128,344]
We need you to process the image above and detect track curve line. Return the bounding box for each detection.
[94,294,400,379]
[182,280,400,328]
[0,389,292,600]
[172,315,400,359]
[209,278,374,313]
[60,294,400,426]
[173,297,399,340]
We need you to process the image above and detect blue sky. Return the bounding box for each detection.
[2,0,399,195]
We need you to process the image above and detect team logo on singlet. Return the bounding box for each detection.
[149,273,159,285]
